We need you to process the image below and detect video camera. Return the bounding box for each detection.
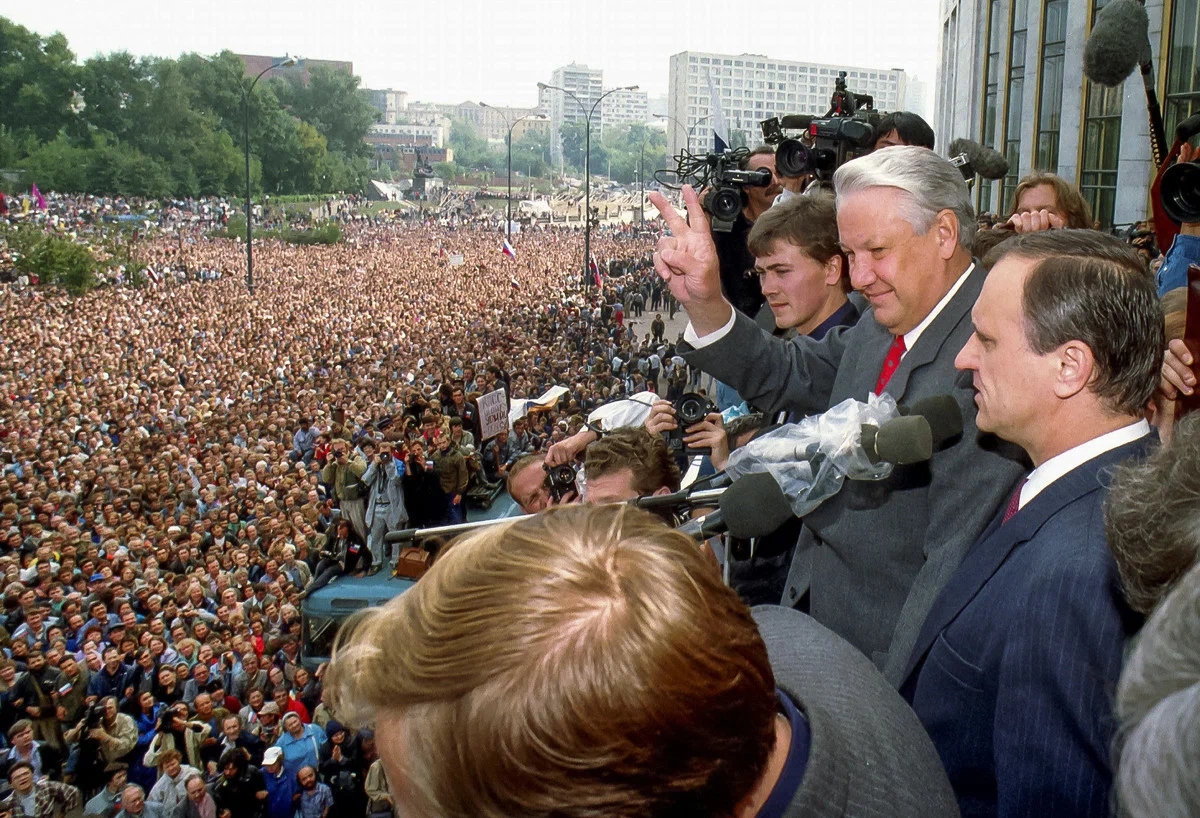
[1162,114,1200,225]
[760,71,881,182]
[658,144,773,233]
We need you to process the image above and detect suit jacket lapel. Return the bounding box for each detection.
[885,262,986,403]
[898,434,1154,690]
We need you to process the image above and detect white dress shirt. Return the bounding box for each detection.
[1017,420,1150,510]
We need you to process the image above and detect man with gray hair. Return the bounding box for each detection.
[1115,560,1200,818]
[649,145,1026,684]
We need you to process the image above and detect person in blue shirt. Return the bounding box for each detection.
[260,747,297,818]
[273,713,325,782]
[1155,142,1200,294]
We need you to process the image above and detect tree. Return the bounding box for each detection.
[271,66,376,159]
[448,119,503,172]
[0,19,80,143]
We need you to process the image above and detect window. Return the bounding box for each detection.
[1080,0,1122,228]
[1001,0,1028,211]
[1035,0,1067,170]
[979,0,1003,211]
[1165,0,1200,135]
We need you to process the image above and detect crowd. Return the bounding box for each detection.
[0,195,703,818]
[5,110,1200,818]
[327,118,1200,818]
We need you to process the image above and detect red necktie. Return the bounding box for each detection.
[1002,480,1027,524]
[874,335,907,394]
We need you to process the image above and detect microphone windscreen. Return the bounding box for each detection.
[949,138,1009,180]
[873,416,934,465]
[780,114,815,130]
[900,395,964,445]
[720,472,794,538]
[1082,0,1149,87]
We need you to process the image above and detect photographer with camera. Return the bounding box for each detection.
[299,519,370,599]
[144,704,210,772]
[506,454,578,515]
[1153,141,1200,295]
[319,440,368,542]
[361,440,408,571]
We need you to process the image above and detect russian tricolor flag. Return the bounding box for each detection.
[502,240,517,260]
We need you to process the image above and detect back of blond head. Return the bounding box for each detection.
[325,504,777,818]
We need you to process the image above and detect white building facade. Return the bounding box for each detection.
[601,88,650,129]
[934,0,1198,228]
[666,51,906,159]
[546,63,604,163]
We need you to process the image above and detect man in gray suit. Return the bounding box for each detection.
[325,504,959,818]
[648,146,1026,684]
[362,441,409,570]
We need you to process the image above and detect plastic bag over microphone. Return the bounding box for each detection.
[723,393,899,518]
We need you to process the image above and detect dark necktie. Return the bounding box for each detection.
[1002,480,1028,524]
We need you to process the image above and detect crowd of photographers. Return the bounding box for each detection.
[324,112,1200,818]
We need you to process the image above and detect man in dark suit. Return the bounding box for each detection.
[649,146,1026,684]
[898,230,1164,817]
[324,504,960,818]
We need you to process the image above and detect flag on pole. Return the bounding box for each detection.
[146,266,162,285]
[590,255,603,289]
[502,240,517,260]
[705,69,731,153]
[30,184,46,210]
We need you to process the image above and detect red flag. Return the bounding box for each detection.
[30,184,46,210]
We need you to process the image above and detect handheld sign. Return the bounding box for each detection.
[478,388,510,441]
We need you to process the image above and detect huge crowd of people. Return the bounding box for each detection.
[4,108,1200,818]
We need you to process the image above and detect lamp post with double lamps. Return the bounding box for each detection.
[479,103,546,243]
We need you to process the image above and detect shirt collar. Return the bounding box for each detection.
[902,262,975,352]
[1019,419,1150,509]
[755,690,811,818]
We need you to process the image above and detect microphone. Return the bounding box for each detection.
[948,138,1009,180]
[780,114,816,130]
[898,394,965,445]
[1082,0,1149,87]
[678,472,795,540]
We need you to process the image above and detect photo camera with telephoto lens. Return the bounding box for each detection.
[664,392,717,457]
[1162,114,1200,225]
[760,71,882,183]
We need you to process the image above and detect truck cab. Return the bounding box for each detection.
[300,571,417,670]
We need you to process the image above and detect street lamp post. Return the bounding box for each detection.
[480,103,545,243]
[206,55,296,296]
[539,82,638,292]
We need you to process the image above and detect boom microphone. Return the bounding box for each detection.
[1082,0,1149,87]
[948,138,1009,180]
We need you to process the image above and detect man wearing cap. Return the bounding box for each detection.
[273,712,325,782]
[255,703,282,748]
[260,747,296,818]
[84,762,128,818]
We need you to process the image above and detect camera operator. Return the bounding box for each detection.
[362,440,408,571]
[300,519,370,599]
[712,146,781,321]
[69,696,137,765]
[870,111,936,152]
[144,703,211,772]
[323,504,959,818]
[506,454,577,515]
[1153,140,1200,295]
[320,440,368,542]
[401,441,445,530]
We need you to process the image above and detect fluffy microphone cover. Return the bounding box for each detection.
[1082,0,1149,86]
[949,138,1009,180]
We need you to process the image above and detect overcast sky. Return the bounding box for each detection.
[9,0,940,109]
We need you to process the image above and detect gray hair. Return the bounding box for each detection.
[1115,560,1200,818]
[833,145,976,251]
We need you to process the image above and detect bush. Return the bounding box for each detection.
[3,225,99,295]
[208,217,341,245]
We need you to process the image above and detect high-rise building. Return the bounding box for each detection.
[666,51,906,160]
[546,63,603,162]
[601,88,650,129]
[935,0,1196,229]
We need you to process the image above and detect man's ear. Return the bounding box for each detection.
[651,486,673,497]
[823,255,844,287]
[1052,341,1095,400]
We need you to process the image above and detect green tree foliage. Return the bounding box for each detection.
[2,224,98,294]
[0,19,378,197]
[448,119,504,171]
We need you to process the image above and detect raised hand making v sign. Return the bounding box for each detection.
[647,185,731,337]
